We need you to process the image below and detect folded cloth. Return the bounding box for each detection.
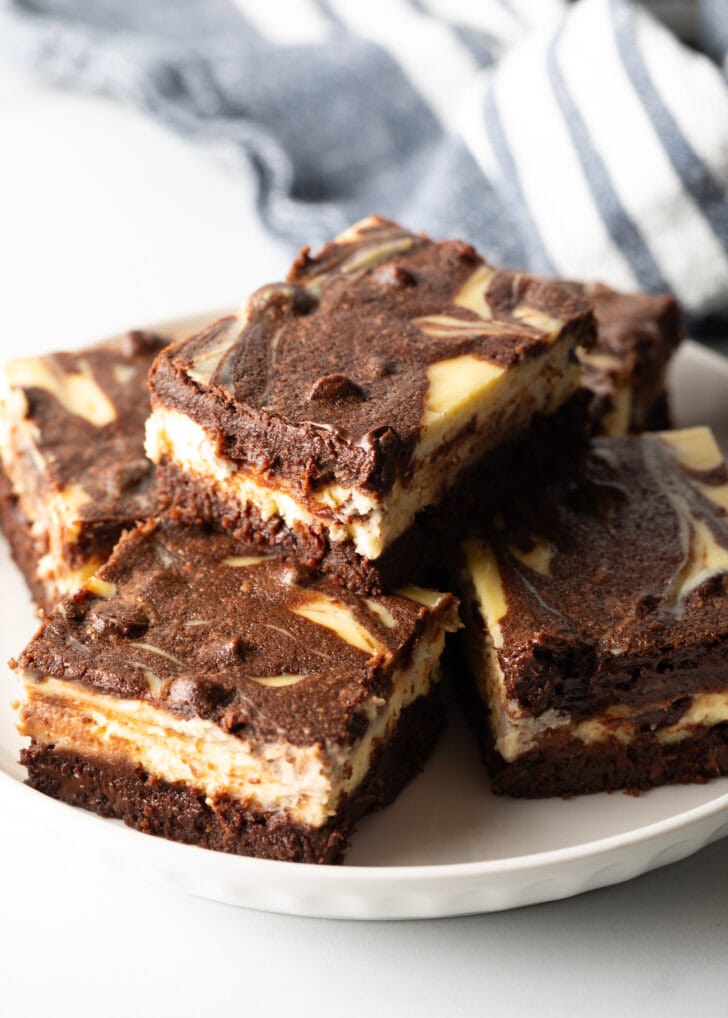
[2,0,728,329]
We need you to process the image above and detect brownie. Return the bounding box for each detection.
[13,517,459,863]
[572,282,683,435]
[455,426,728,797]
[0,330,168,611]
[146,215,595,593]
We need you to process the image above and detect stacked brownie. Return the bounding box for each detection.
[145,216,596,592]
[0,330,167,611]
[16,521,459,863]
[571,282,682,434]
[6,215,727,867]
[456,426,728,796]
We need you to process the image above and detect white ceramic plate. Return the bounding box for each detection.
[1,322,727,920]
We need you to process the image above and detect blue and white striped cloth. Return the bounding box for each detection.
[3,0,728,330]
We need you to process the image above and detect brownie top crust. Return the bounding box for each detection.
[149,216,595,494]
[2,331,168,527]
[476,427,728,645]
[16,518,458,746]
[462,427,728,713]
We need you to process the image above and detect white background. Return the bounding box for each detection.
[0,66,726,1017]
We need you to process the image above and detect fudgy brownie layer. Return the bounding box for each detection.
[21,691,445,864]
[0,466,50,612]
[488,725,728,798]
[156,460,436,596]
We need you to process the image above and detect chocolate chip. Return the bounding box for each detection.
[87,601,149,637]
[451,241,479,265]
[57,599,83,622]
[248,283,317,319]
[308,374,365,402]
[167,675,228,715]
[120,330,166,359]
[370,263,416,288]
[281,562,316,587]
[365,354,395,380]
[198,635,247,668]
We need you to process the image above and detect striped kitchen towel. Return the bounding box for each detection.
[3,0,728,329]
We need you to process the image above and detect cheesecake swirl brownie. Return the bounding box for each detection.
[146,216,595,593]
[457,426,728,797]
[574,282,683,435]
[0,331,167,611]
[14,519,459,863]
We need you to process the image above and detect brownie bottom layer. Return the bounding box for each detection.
[157,460,433,596]
[448,647,728,797]
[488,724,728,798]
[0,466,51,612]
[21,692,445,864]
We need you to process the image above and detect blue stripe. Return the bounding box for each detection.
[482,86,556,273]
[446,23,496,67]
[405,0,496,67]
[452,25,498,66]
[545,25,668,291]
[312,0,344,29]
[610,0,728,257]
[497,0,526,28]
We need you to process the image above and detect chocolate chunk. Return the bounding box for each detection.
[87,601,149,637]
[452,241,479,265]
[280,562,317,587]
[365,354,395,380]
[58,599,84,622]
[166,675,228,714]
[307,374,365,403]
[248,283,317,319]
[370,263,416,289]
[198,635,247,668]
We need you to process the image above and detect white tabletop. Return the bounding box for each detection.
[1,67,726,1018]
